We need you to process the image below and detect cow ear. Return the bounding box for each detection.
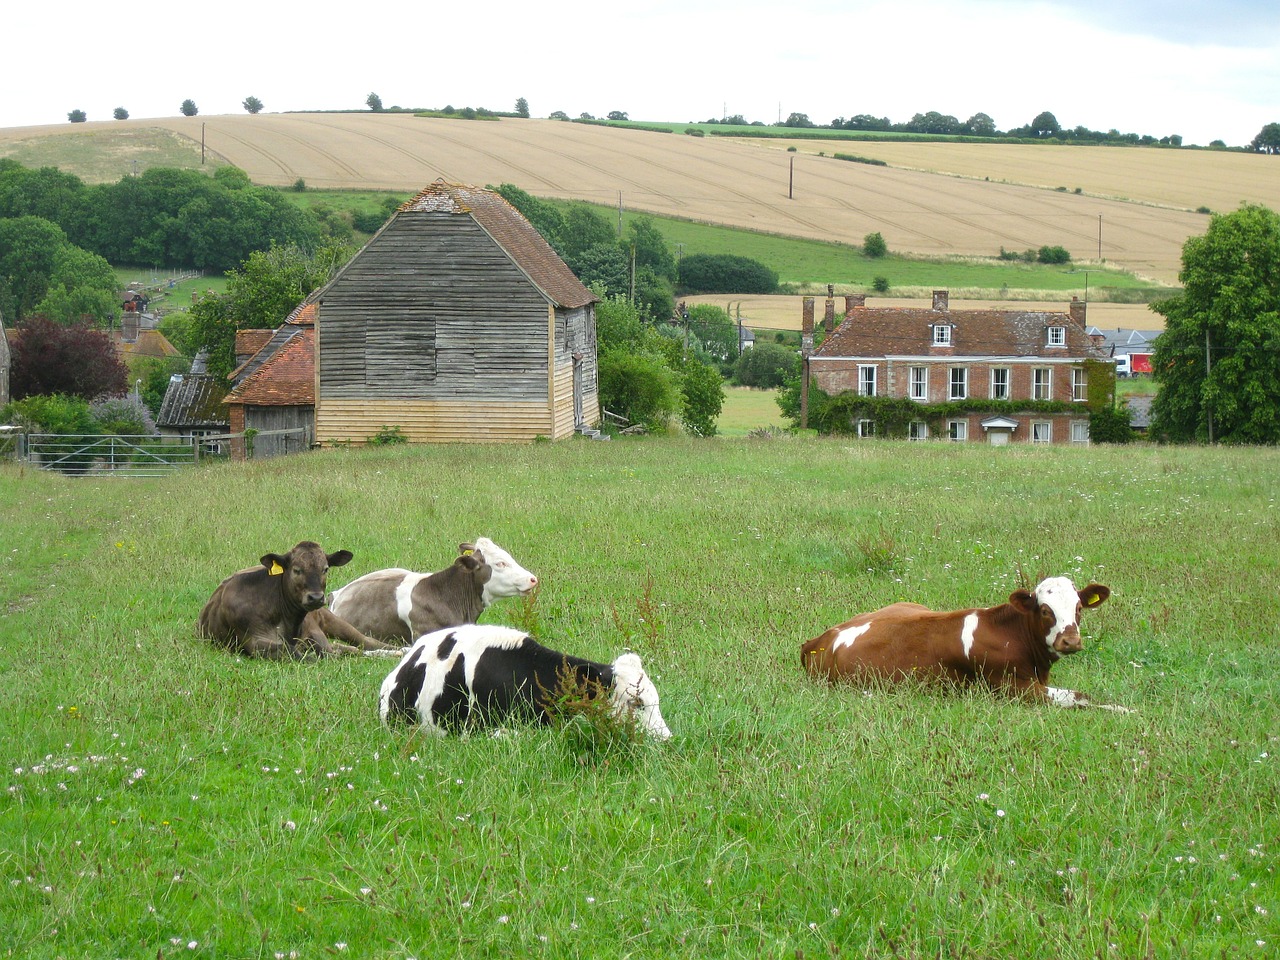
[261,553,288,575]
[458,542,476,556]
[1009,589,1037,614]
[327,550,354,568]
[1079,584,1110,609]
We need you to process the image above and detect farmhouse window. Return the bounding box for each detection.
[1070,421,1090,444]
[949,367,968,400]
[990,367,1010,400]
[909,420,929,441]
[1072,368,1088,401]
[1047,325,1066,347]
[1033,367,1052,400]
[857,419,876,438]
[1032,421,1052,443]
[933,324,953,346]
[909,366,928,401]
[858,365,877,397]
[947,419,968,441]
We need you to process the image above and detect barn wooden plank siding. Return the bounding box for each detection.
[315,181,599,445]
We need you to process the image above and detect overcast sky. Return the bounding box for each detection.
[5,0,1277,146]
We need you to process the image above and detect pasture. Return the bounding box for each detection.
[2,437,1277,958]
[6,114,1268,284]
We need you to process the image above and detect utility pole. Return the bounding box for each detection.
[1205,327,1214,443]
[1097,214,1102,260]
[617,192,623,237]
[789,155,794,200]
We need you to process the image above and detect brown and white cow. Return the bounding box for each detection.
[328,538,537,646]
[198,541,404,660]
[801,577,1128,710]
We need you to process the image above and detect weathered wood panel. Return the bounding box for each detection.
[244,406,314,459]
[316,400,559,444]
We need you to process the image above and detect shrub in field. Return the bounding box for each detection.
[599,349,681,431]
[872,275,890,292]
[1089,404,1134,443]
[863,231,888,258]
[734,341,800,388]
[1038,245,1072,264]
[677,253,778,294]
[90,396,156,436]
[367,424,408,445]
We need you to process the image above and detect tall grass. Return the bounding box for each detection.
[1,438,1276,958]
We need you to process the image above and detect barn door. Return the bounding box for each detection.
[572,353,584,428]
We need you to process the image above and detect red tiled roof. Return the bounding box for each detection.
[235,329,275,359]
[397,181,597,310]
[225,328,314,406]
[816,305,1108,359]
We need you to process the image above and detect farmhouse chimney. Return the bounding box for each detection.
[801,297,815,357]
[824,298,835,335]
[845,294,865,314]
[932,290,949,312]
[1069,296,1087,327]
[121,311,139,343]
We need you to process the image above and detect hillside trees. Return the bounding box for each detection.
[243,96,264,115]
[366,92,383,112]
[1252,123,1280,154]
[113,107,129,120]
[678,254,778,295]
[180,100,198,117]
[67,110,86,123]
[1151,204,1280,444]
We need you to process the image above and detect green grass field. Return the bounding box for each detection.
[2,437,1276,958]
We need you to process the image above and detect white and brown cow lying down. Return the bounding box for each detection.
[329,538,537,646]
[198,541,404,660]
[378,624,673,739]
[801,577,1129,711]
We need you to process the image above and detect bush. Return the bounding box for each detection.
[1037,245,1072,264]
[1089,405,1135,444]
[677,254,778,294]
[367,425,408,445]
[872,276,890,293]
[863,232,888,258]
[680,359,725,437]
[734,342,801,388]
[598,349,681,431]
[91,396,156,436]
[352,209,390,233]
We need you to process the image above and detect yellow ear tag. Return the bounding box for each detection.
[1085,594,1100,605]
[462,550,474,556]
[269,561,284,576]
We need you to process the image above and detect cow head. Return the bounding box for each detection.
[261,541,354,612]
[609,653,672,741]
[1011,576,1110,659]
[465,538,538,605]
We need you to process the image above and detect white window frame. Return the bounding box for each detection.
[857,419,876,438]
[990,367,1010,400]
[858,364,877,397]
[1047,325,1066,347]
[1070,421,1090,444]
[1032,421,1053,444]
[909,420,929,441]
[949,367,968,401]
[1071,368,1088,402]
[947,419,968,442]
[1033,367,1052,400]
[909,366,928,401]
[933,324,952,346]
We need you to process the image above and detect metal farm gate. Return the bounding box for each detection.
[11,429,311,477]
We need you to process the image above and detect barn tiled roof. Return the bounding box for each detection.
[397,181,597,310]
[234,329,275,365]
[816,304,1109,359]
[157,373,229,428]
[225,327,314,406]
[112,329,180,359]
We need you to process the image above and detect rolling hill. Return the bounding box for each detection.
[5,114,1276,288]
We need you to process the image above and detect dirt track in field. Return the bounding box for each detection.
[5,114,1275,285]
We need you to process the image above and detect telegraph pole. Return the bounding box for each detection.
[1205,327,1214,443]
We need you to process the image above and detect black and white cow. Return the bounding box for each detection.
[330,538,537,646]
[378,624,672,739]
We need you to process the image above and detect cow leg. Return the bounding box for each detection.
[240,634,297,661]
[295,611,357,658]
[1044,685,1133,713]
[308,608,402,653]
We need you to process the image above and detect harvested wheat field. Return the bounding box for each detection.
[4,114,1272,284]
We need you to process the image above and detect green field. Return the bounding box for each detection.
[2,438,1276,958]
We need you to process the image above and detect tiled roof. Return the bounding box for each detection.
[112,329,180,359]
[226,328,314,406]
[397,181,597,310]
[235,329,275,363]
[157,373,228,428]
[816,305,1109,359]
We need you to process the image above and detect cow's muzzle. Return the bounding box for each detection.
[1053,630,1083,655]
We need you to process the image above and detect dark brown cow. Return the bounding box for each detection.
[197,541,403,659]
[801,577,1128,710]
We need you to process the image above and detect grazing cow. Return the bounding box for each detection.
[801,577,1128,710]
[378,623,672,739]
[198,541,404,659]
[329,538,537,645]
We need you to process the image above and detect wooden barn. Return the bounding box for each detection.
[223,303,316,460]
[313,180,600,444]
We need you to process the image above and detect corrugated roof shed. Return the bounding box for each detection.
[157,373,229,428]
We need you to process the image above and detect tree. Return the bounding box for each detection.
[113,107,129,121]
[242,96,264,115]
[679,358,724,436]
[783,112,814,128]
[8,315,128,401]
[685,304,737,363]
[606,110,629,121]
[33,243,120,324]
[1028,111,1061,138]
[67,109,86,123]
[1251,123,1280,155]
[180,99,198,117]
[548,110,570,121]
[734,341,800,388]
[678,254,778,294]
[627,215,676,280]
[963,113,997,137]
[515,97,530,119]
[366,92,384,112]
[863,232,888,258]
[0,216,67,320]
[1150,204,1280,443]
[559,202,615,260]
[568,243,629,297]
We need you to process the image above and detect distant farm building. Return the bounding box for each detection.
[223,303,316,460]
[313,180,600,444]
[806,291,1112,444]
